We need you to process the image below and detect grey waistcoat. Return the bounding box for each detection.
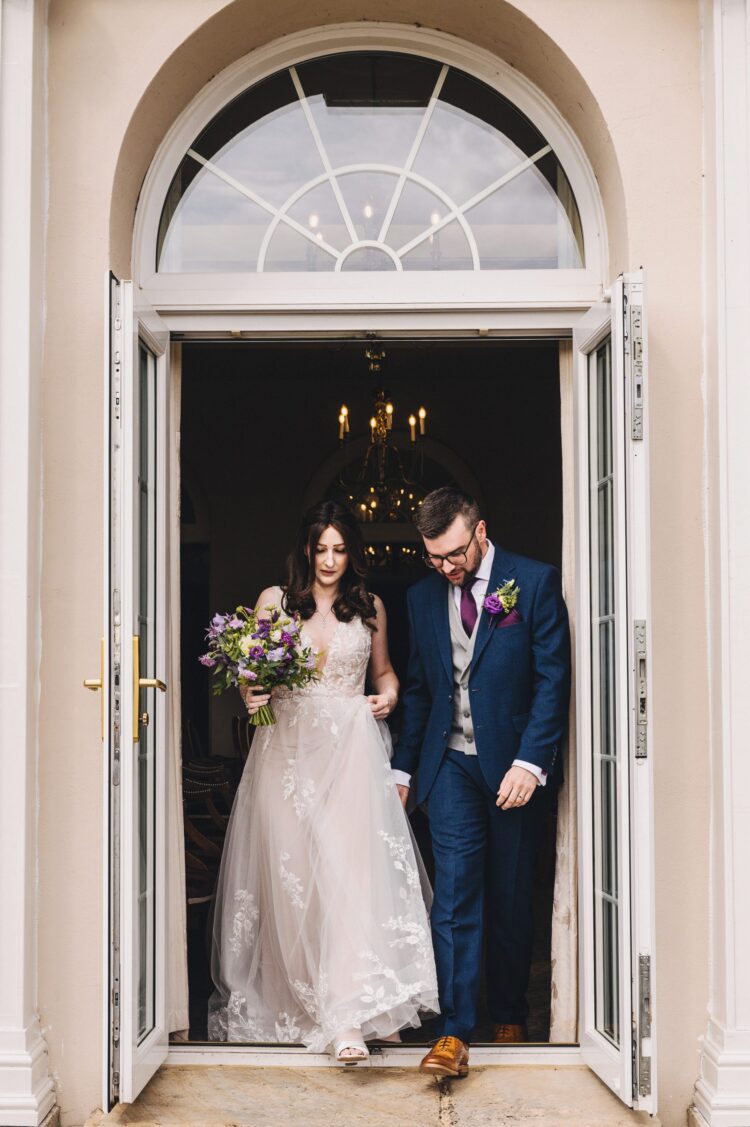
[447,589,480,756]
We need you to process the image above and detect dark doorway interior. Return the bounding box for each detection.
[178,338,563,1044]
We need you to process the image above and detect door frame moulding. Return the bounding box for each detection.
[132,22,607,312]
[148,313,581,1077]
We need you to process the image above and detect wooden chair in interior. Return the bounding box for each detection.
[231,714,253,766]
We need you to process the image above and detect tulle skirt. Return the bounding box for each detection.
[207,688,439,1050]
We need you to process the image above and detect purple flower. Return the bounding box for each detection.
[211,613,227,631]
[484,593,503,616]
[271,610,280,623]
[228,616,243,628]
[257,621,271,637]
[239,669,258,681]
[198,653,216,667]
[250,645,265,661]
[280,632,294,646]
[305,653,317,669]
[267,647,286,662]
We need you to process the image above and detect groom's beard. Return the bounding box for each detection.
[443,545,484,586]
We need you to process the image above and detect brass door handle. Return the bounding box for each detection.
[133,636,167,739]
[83,639,105,739]
[139,678,167,692]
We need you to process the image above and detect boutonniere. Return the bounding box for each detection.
[483,579,521,626]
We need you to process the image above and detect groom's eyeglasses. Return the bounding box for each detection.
[422,524,479,570]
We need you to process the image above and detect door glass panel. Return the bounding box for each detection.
[137,342,158,1043]
[588,338,619,1048]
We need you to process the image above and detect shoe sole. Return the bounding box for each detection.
[419,1062,469,1078]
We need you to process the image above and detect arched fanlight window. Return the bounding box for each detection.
[157,52,584,274]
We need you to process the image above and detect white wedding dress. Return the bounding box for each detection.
[207,596,439,1050]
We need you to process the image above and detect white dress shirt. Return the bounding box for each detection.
[391,541,546,790]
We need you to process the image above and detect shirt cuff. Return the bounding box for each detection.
[391,769,412,788]
[513,759,547,787]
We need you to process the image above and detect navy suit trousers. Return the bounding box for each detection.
[427,749,544,1042]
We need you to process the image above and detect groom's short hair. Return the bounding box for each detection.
[414,486,481,539]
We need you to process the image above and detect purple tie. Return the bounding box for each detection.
[460,577,478,637]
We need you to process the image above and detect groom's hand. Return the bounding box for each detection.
[396,784,410,809]
[497,765,538,810]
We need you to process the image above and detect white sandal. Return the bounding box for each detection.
[333,1036,369,1065]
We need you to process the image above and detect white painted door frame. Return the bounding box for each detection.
[102,296,647,1102]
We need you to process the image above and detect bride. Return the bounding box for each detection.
[207,500,438,1062]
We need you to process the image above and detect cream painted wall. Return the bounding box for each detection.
[41,3,707,1124]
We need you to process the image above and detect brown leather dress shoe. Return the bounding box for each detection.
[492,1023,528,1043]
[419,1035,470,1078]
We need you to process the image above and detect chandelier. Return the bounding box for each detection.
[336,345,427,523]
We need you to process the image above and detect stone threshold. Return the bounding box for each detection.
[85,1064,658,1127]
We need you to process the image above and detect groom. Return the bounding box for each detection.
[391,486,570,1078]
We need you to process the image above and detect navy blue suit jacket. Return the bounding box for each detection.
[392,546,571,804]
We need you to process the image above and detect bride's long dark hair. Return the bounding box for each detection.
[282,500,376,625]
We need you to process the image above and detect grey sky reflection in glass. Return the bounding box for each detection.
[157,53,585,273]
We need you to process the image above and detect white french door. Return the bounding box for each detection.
[574,272,656,1112]
[106,278,170,1106]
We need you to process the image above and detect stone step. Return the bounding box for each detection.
[85,1064,657,1127]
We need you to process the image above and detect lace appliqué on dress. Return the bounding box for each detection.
[228,890,259,955]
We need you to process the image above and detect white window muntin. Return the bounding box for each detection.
[133,24,606,310]
[157,57,580,276]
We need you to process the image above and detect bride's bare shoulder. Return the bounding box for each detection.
[255,585,283,614]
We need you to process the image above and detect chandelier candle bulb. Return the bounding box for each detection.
[419,406,427,435]
[338,413,345,442]
[386,402,394,430]
[340,404,349,434]
[409,414,417,443]
[370,416,376,443]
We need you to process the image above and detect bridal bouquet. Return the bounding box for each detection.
[199,605,318,726]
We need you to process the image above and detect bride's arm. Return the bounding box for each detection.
[255,585,280,618]
[239,586,278,716]
[367,595,399,721]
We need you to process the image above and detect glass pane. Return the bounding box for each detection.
[263,224,337,272]
[589,337,620,1049]
[466,160,583,269]
[597,343,612,478]
[597,484,614,617]
[296,52,439,170]
[400,218,473,271]
[600,898,619,1043]
[158,169,269,273]
[340,245,398,271]
[195,74,323,210]
[385,179,454,254]
[337,171,400,241]
[157,52,585,274]
[137,343,158,1044]
[286,181,350,252]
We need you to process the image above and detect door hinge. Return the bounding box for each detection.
[633,954,653,1098]
[634,620,647,758]
[625,298,644,440]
